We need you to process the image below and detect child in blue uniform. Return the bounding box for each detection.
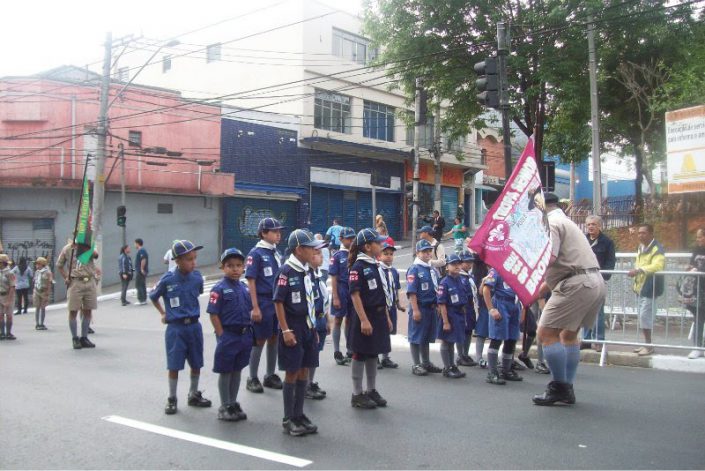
[378,242,403,369]
[330,227,356,365]
[149,240,212,415]
[245,218,285,393]
[348,228,393,409]
[306,250,329,400]
[208,248,253,422]
[273,229,324,437]
[456,251,479,367]
[472,258,490,368]
[406,239,442,376]
[437,254,468,379]
[482,268,523,385]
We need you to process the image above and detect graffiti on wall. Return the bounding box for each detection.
[4,239,55,265]
[238,207,288,238]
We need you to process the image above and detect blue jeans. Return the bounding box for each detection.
[584,303,605,341]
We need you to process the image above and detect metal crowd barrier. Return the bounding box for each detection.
[585,267,704,366]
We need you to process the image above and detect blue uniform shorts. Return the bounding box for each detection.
[165,322,204,371]
[488,297,520,341]
[315,315,327,351]
[331,288,352,318]
[213,328,253,374]
[278,320,320,372]
[436,308,466,344]
[475,306,489,338]
[408,305,437,345]
[389,305,398,335]
[253,297,279,340]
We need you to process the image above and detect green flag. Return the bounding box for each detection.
[75,170,95,265]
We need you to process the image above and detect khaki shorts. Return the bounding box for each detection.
[540,272,607,332]
[67,279,98,311]
[33,293,49,307]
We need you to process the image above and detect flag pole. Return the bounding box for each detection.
[68,155,92,282]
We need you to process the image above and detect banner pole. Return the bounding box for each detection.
[68,155,92,281]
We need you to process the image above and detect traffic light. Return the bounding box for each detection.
[474,57,499,109]
[117,205,126,227]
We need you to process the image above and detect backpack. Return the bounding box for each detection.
[676,274,698,307]
[433,243,447,278]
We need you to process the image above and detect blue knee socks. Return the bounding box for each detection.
[565,344,581,384]
[542,342,567,383]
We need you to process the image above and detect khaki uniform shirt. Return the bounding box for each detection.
[430,239,447,269]
[545,209,600,289]
[56,243,96,279]
[0,267,16,295]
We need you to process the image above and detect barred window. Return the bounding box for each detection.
[314,90,352,134]
[363,101,395,142]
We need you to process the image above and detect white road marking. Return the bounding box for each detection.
[102,415,313,468]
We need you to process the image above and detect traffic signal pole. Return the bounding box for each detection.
[497,22,513,178]
[119,143,126,247]
[411,78,423,251]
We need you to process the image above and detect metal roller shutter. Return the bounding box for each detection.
[1,218,56,301]
[375,192,401,240]
[441,186,459,223]
[222,198,297,256]
[356,191,372,231]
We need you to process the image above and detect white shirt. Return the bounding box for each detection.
[321,247,331,271]
[164,249,177,272]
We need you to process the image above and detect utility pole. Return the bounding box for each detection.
[497,22,513,179]
[92,32,112,292]
[119,143,126,247]
[569,161,576,204]
[587,16,602,215]
[411,78,423,251]
[433,102,442,213]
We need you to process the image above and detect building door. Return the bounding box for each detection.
[222,198,297,256]
[441,186,459,222]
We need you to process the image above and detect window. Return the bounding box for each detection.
[314,89,352,134]
[332,28,377,65]
[363,101,395,142]
[157,203,173,214]
[206,43,221,63]
[162,55,172,73]
[117,67,129,82]
[445,134,466,153]
[128,130,142,147]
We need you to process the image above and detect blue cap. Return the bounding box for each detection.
[220,247,244,263]
[446,253,462,264]
[340,227,356,239]
[381,242,397,251]
[461,250,478,262]
[258,217,285,233]
[416,239,433,252]
[171,240,203,260]
[288,229,324,251]
[418,225,434,234]
[355,228,386,246]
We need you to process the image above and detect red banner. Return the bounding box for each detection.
[468,137,552,305]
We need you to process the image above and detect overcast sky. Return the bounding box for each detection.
[0,0,362,77]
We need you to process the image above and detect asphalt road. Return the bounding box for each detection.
[2,243,704,470]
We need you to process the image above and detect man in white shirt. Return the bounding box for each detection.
[418,225,446,270]
[163,247,177,273]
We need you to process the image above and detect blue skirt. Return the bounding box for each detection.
[488,298,520,341]
[349,304,391,355]
[475,306,489,338]
[436,308,466,344]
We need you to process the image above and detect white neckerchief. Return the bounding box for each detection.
[286,255,315,327]
[257,240,282,265]
[380,262,396,304]
[459,270,479,317]
[314,268,329,314]
[414,257,439,289]
[357,253,393,309]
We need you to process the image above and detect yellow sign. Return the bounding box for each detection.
[666,105,705,194]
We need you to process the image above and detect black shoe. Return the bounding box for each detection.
[5,333,16,340]
[443,367,463,379]
[486,370,506,385]
[36,325,42,330]
[23,310,28,314]
[451,365,466,378]
[511,359,526,371]
[187,391,212,407]
[423,363,443,374]
[263,374,283,390]
[411,364,428,376]
[165,397,177,415]
[298,414,318,434]
[533,381,572,406]
[79,337,95,348]
[87,327,95,334]
[535,362,551,374]
[305,384,326,400]
[282,417,307,436]
[310,381,326,396]
[343,355,353,365]
[39,325,48,331]
[246,377,264,393]
[457,355,477,367]
[228,402,247,421]
[122,301,130,306]
[366,389,387,407]
[502,369,523,382]
[380,357,399,369]
[72,336,82,349]
[0,334,5,341]
[562,384,576,405]
[334,351,348,366]
[518,352,534,369]
[351,392,377,409]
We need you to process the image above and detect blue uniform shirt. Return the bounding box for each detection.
[273,264,309,322]
[349,259,387,308]
[329,249,350,290]
[406,264,439,306]
[438,275,469,311]
[483,268,516,299]
[245,246,282,296]
[149,269,204,321]
[206,277,252,326]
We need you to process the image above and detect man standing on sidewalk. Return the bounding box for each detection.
[134,238,149,305]
[628,224,665,356]
[582,215,616,352]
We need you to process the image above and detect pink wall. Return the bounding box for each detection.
[0,78,234,196]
